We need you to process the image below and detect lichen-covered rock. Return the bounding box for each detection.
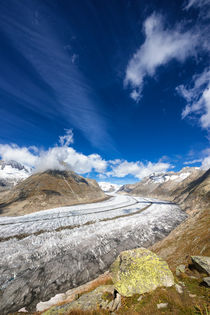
[110,248,174,297]
[176,264,186,276]
[42,285,114,314]
[191,256,210,275]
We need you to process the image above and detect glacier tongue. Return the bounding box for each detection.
[0,194,187,314]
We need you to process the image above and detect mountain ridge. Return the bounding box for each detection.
[0,169,107,216]
[118,167,209,211]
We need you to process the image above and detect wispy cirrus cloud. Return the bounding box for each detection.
[184,0,210,12]
[59,129,74,147]
[176,1,210,133]
[177,68,210,130]
[124,13,197,102]
[0,0,113,149]
[183,159,202,165]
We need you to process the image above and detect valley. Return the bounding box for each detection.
[0,161,209,314]
[0,193,186,313]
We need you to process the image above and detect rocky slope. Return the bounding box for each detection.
[150,207,210,269]
[119,167,210,211]
[0,170,107,216]
[173,168,210,212]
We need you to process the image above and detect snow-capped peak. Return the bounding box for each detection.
[144,167,199,184]
[98,181,122,193]
[0,160,31,188]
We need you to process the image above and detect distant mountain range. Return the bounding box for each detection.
[119,167,210,212]
[0,160,31,190]
[0,160,209,214]
[98,182,121,193]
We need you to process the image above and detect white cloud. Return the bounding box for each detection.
[0,144,38,167]
[177,68,210,130]
[59,129,74,146]
[0,130,107,175]
[184,0,210,10]
[200,148,210,170]
[125,13,197,101]
[183,159,202,165]
[201,155,210,170]
[0,142,172,180]
[71,54,79,64]
[107,159,171,180]
[0,131,173,180]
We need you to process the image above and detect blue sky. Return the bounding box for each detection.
[0,0,209,183]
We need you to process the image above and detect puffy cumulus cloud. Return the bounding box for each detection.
[0,144,38,167]
[107,159,171,180]
[125,13,196,101]
[0,130,173,179]
[0,141,173,180]
[177,68,210,130]
[0,129,107,175]
[64,151,107,174]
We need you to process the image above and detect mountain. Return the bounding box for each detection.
[0,160,31,190]
[98,181,121,193]
[173,168,210,212]
[0,170,107,216]
[119,167,209,211]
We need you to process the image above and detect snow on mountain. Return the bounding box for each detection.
[0,160,31,189]
[98,181,121,192]
[143,167,199,185]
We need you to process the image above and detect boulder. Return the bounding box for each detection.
[157,303,168,309]
[176,264,186,276]
[175,284,183,294]
[110,248,174,297]
[191,256,210,275]
[202,277,210,287]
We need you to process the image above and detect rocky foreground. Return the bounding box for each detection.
[0,194,187,314]
[36,248,210,315]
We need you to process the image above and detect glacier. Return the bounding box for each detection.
[0,193,187,314]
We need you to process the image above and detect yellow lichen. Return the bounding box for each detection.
[110,248,174,297]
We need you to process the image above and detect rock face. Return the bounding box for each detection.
[42,285,114,314]
[110,248,174,297]
[0,170,106,216]
[191,256,210,275]
[203,277,210,287]
[119,167,210,212]
[173,168,210,212]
